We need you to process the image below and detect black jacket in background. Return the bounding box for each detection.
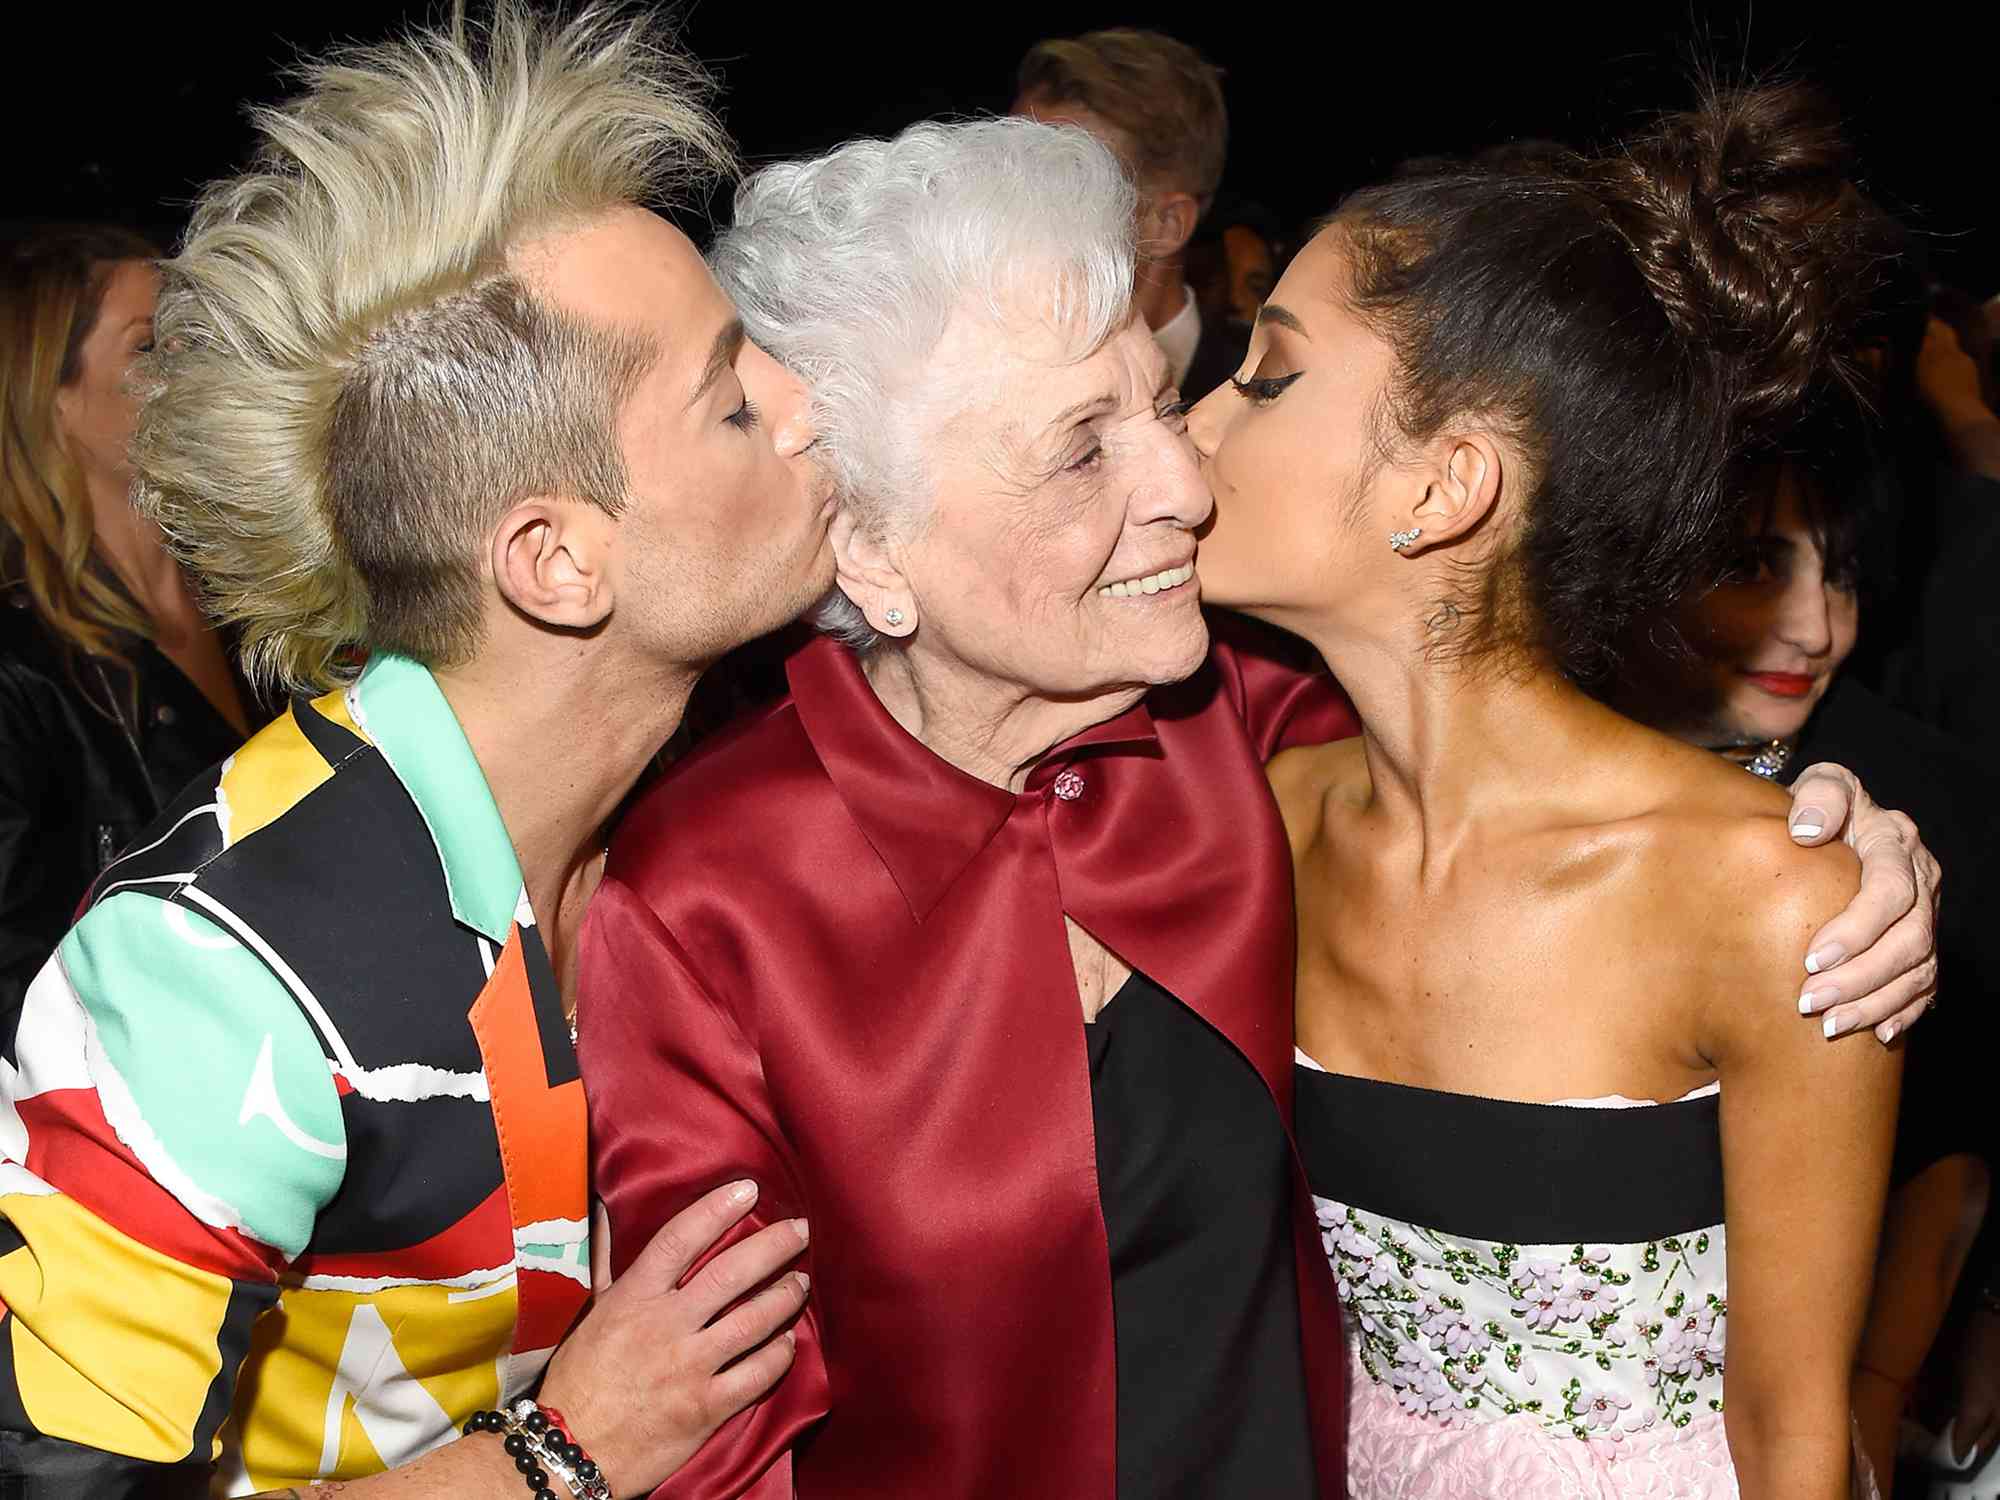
[1785,675,2000,1182]
[0,589,263,1026]
[1883,467,2000,761]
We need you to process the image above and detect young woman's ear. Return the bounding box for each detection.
[1395,433,1505,554]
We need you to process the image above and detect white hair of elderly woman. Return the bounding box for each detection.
[710,116,1138,650]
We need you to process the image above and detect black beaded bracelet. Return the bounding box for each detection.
[463,1402,612,1500]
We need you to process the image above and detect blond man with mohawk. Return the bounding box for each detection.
[0,5,832,1496]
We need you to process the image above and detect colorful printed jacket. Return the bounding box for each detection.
[0,653,591,1495]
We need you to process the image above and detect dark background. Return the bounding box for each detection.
[12,2,1999,293]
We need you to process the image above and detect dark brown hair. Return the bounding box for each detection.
[1334,83,1892,687]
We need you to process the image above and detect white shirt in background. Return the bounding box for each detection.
[1153,285,1202,391]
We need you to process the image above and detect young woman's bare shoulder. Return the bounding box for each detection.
[1660,752,1855,904]
[1659,777,1861,1058]
[1603,743,1851,1008]
[1711,810,1858,939]
[1642,749,1853,924]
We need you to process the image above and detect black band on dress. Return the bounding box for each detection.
[1295,1066,1725,1245]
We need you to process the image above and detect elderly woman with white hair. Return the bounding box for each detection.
[578,117,1940,1500]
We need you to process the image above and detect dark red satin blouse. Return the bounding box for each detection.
[579,626,1361,1499]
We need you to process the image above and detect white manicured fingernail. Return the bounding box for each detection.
[1791,807,1828,840]
[1805,942,1847,975]
[1824,1012,1841,1039]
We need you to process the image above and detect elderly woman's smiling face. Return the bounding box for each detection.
[837,304,1213,702]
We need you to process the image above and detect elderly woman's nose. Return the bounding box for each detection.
[1135,429,1214,528]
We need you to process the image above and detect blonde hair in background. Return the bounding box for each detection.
[0,225,162,670]
[1015,29,1228,207]
[131,2,735,695]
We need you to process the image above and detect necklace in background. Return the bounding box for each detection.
[1742,740,1794,781]
[1715,737,1795,781]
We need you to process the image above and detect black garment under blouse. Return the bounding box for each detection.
[1086,968,1318,1499]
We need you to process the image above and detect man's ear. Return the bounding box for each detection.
[1141,191,1203,262]
[829,508,915,637]
[1397,432,1505,555]
[490,499,615,630]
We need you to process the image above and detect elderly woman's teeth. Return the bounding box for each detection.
[1099,563,1195,599]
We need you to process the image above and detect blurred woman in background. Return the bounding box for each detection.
[0,225,261,1025]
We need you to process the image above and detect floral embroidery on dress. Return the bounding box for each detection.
[1315,1194,1728,1442]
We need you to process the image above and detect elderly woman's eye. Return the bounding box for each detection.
[1156,397,1190,428]
[1067,443,1104,473]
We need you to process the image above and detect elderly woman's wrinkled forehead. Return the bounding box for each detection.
[917,291,1158,486]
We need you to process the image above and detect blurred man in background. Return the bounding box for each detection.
[1014,28,1246,399]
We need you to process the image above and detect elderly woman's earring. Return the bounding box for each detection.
[1389,527,1423,553]
[884,609,905,628]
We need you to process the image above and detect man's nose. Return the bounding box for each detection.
[747,344,818,458]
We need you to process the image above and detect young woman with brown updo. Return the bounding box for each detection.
[1191,85,1903,1498]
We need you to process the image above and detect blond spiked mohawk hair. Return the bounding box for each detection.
[132,3,734,693]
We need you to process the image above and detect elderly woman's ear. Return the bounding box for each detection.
[829,507,917,638]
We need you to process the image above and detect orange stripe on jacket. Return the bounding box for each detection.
[467,930,589,1354]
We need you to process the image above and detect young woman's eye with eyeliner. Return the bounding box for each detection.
[726,398,761,432]
[1228,371,1303,405]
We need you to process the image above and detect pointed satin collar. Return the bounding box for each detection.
[347,652,523,944]
[786,636,1159,922]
